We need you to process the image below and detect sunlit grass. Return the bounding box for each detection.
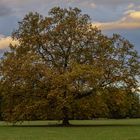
[0,119,140,140]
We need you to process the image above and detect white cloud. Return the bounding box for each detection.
[93,10,140,30]
[0,35,18,50]
[129,11,140,19]
[90,3,96,8]
[124,10,136,15]
[127,3,135,9]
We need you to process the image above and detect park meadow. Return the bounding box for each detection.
[0,119,140,140]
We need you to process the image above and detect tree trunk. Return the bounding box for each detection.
[62,106,70,126]
[62,62,70,126]
[62,118,70,126]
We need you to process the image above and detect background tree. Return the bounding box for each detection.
[1,7,140,125]
[102,88,140,119]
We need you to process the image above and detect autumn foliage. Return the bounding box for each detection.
[0,7,140,125]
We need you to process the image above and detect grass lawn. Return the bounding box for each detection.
[0,119,140,140]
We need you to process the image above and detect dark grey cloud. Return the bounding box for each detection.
[94,0,132,5]
[0,4,13,17]
[0,0,139,55]
[0,0,139,19]
[76,0,139,7]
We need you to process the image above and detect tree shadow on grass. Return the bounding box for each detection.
[5,123,140,127]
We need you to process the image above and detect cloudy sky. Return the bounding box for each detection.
[0,0,140,55]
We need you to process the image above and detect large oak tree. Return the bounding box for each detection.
[1,7,140,125]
